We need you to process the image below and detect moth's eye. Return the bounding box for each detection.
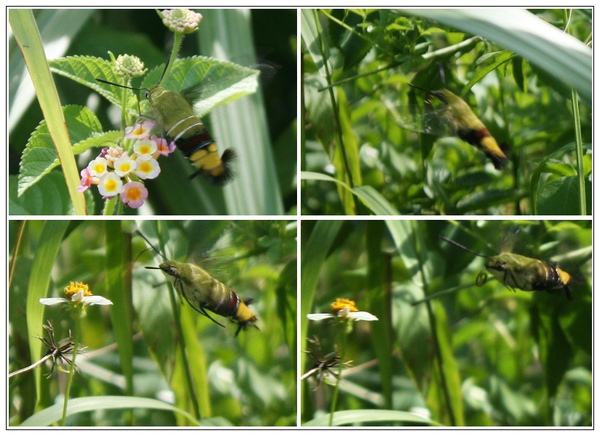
[145,91,150,99]
[161,265,177,276]
[493,262,507,271]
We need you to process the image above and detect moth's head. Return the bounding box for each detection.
[158,260,179,277]
[145,260,179,278]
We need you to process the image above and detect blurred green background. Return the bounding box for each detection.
[302,9,591,215]
[301,219,591,426]
[9,219,297,426]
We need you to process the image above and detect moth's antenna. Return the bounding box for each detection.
[95,78,144,91]
[440,235,489,258]
[136,230,168,262]
[157,55,171,85]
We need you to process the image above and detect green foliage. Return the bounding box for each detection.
[9,9,297,215]
[302,9,591,215]
[18,104,120,197]
[9,220,297,426]
[301,220,591,426]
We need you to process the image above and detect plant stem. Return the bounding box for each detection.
[328,323,348,426]
[155,228,201,420]
[61,316,81,426]
[8,355,52,378]
[160,33,184,86]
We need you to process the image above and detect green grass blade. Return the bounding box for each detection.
[25,220,70,404]
[20,395,199,426]
[104,222,134,398]
[9,9,94,132]
[198,9,283,214]
[303,409,440,426]
[300,221,343,371]
[9,10,87,215]
[400,9,591,104]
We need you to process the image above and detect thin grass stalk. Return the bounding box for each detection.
[314,10,354,189]
[155,229,201,420]
[61,317,81,426]
[412,225,456,425]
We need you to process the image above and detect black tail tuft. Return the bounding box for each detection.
[487,151,509,170]
[234,320,260,337]
[189,148,237,186]
[210,148,237,186]
[564,285,573,300]
[488,142,510,169]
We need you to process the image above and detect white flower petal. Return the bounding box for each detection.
[307,313,334,321]
[82,295,113,306]
[39,297,69,306]
[70,290,85,302]
[336,307,351,317]
[348,311,378,322]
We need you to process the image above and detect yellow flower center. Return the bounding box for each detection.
[331,298,358,314]
[64,281,93,299]
[139,161,152,173]
[127,186,142,201]
[105,179,117,191]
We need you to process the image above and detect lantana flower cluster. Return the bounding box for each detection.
[161,9,203,34]
[78,120,176,209]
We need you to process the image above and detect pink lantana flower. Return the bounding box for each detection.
[121,181,148,208]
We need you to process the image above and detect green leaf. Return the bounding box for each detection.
[132,252,178,382]
[426,303,465,425]
[353,185,400,215]
[455,189,525,213]
[276,259,298,369]
[560,298,592,356]
[301,171,401,215]
[10,173,93,215]
[20,395,199,426]
[10,10,87,214]
[18,105,107,196]
[530,142,591,214]
[301,9,333,77]
[530,305,572,400]
[400,9,591,105]
[329,10,373,71]
[303,409,440,426]
[365,221,393,407]
[26,220,70,405]
[304,73,335,152]
[50,54,260,121]
[196,9,283,215]
[537,176,590,215]
[50,56,136,109]
[104,222,134,396]
[10,10,94,131]
[463,51,516,93]
[142,56,260,118]
[300,220,344,374]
